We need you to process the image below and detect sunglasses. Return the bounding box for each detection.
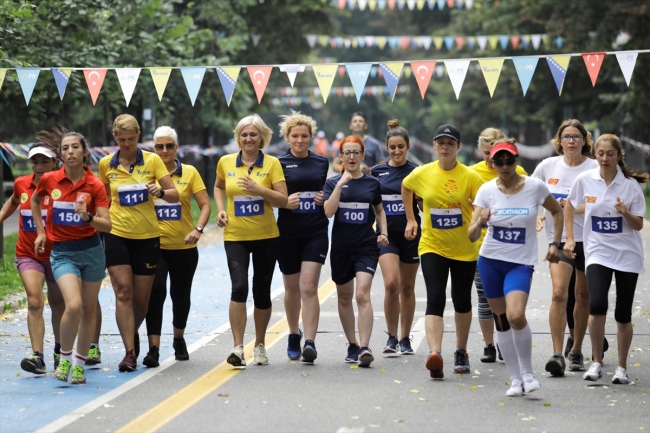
[492,157,517,167]
[155,143,176,151]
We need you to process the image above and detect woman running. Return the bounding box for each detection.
[142,126,211,367]
[277,111,329,363]
[565,134,647,384]
[99,114,179,372]
[32,130,111,384]
[371,119,420,355]
[324,136,389,367]
[215,114,287,367]
[469,141,563,396]
[402,124,483,378]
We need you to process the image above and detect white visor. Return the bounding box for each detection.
[28,147,57,159]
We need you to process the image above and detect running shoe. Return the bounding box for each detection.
[21,353,46,375]
[480,344,497,363]
[70,365,86,384]
[287,330,302,360]
[143,346,160,368]
[173,338,189,361]
[567,349,585,371]
[612,367,629,384]
[583,362,603,381]
[345,343,359,363]
[426,351,444,379]
[382,332,398,354]
[453,349,470,374]
[134,334,140,359]
[506,379,523,397]
[118,349,137,372]
[254,343,268,365]
[398,337,414,355]
[545,353,566,377]
[302,339,317,363]
[53,353,60,370]
[564,336,574,358]
[522,373,541,393]
[227,345,246,367]
[358,347,374,368]
[86,346,101,365]
[593,337,610,361]
[53,359,71,382]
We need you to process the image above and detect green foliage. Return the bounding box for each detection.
[0,233,22,301]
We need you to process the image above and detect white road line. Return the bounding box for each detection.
[410,317,426,353]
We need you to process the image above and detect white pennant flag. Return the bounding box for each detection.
[344,38,352,48]
[614,51,638,86]
[306,34,317,48]
[365,36,376,47]
[465,0,474,8]
[279,64,305,87]
[358,0,367,10]
[531,34,542,50]
[435,64,445,78]
[477,35,488,51]
[116,68,141,106]
[444,60,471,99]
[407,0,416,9]
[419,36,432,50]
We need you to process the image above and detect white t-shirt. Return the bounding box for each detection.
[474,177,551,266]
[531,156,598,242]
[568,167,646,274]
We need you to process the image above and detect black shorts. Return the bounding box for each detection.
[554,241,585,272]
[379,230,420,264]
[278,234,329,275]
[330,248,379,285]
[104,232,160,276]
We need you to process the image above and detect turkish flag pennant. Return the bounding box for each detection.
[410,60,436,99]
[246,66,273,103]
[83,68,108,105]
[582,52,605,87]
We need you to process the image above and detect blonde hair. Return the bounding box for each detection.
[234,114,273,149]
[113,114,140,134]
[279,110,317,139]
[477,127,506,148]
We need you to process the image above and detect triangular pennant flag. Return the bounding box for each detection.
[410,60,436,99]
[546,55,571,95]
[338,0,346,9]
[437,0,445,9]
[347,0,355,10]
[444,36,454,50]
[447,0,454,7]
[419,36,432,50]
[582,52,605,87]
[466,0,474,7]
[397,0,406,10]
[115,68,141,106]
[488,35,498,50]
[369,0,377,10]
[306,34,317,48]
[380,62,404,101]
[444,60,470,99]
[251,34,261,47]
[338,65,347,77]
[433,36,444,50]
[407,0,416,10]
[51,68,72,100]
[400,37,411,49]
[541,34,549,47]
[512,57,538,96]
[555,36,563,48]
[377,0,386,9]
[180,67,206,106]
[521,34,531,49]
[615,51,638,86]
[478,58,504,97]
[388,0,396,9]
[317,35,328,47]
[0,69,6,91]
[403,65,412,78]
[376,36,388,49]
[358,0,368,10]
[365,36,376,47]
[466,36,476,49]
[531,34,542,50]
[16,68,41,105]
[417,0,426,10]
[427,0,435,9]
[247,66,273,103]
[510,36,520,50]
[498,35,509,50]
[346,63,373,103]
[149,68,172,101]
[312,64,338,103]
[82,68,107,106]
[216,66,240,106]
[455,37,465,49]
[477,35,488,50]
[279,64,305,87]
[370,65,379,78]
[435,64,445,78]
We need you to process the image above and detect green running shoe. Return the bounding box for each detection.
[21,353,46,375]
[53,359,71,382]
[54,353,60,370]
[86,346,101,365]
[70,365,86,384]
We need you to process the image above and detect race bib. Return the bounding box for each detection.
[293,191,319,214]
[52,201,84,227]
[382,194,405,216]
[592,216,622,234]
[20,209,46,232]
[492,226,526,244]
[338,202,369,224]
[154,200,181,221]
[118,184,148,207]
[430,208,462,229]
[234,195,264,217]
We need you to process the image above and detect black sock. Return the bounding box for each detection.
[36,351,44,360]
[54,342,61,354]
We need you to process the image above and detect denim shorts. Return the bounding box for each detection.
[51,235,106,282]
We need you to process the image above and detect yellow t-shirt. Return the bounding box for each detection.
[98,149,170,239]
[155,162,206,250]
[403,161,483,261]
[216,151,285,241]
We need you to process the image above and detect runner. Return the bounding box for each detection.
[565,134,647,384]
[469,141,563,396]
[470,127,527,363]
[331,112,386,173]
[531,119,600,377]
[324,136,389,368]
[0,140,63,375]
[371,119,420,355]
[402,124,483,378]
[99,114,179,372]
[32,130,111,384]
[215,114,287,367]
[277,111,329,363]
[142,126,211,367]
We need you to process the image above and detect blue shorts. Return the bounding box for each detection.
[277,233,329,275]
[379,230,420,264]
[477,256,534,299]
[330,248,379,285]
[51,234,106,282]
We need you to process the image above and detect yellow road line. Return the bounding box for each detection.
[117,279,337,433]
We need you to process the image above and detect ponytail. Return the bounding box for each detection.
[596,134,649,184]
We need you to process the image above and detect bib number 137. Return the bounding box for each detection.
[492,226,525,244]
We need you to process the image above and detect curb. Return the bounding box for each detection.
[0,292,27,315]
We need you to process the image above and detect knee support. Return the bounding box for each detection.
[493,312,511,332]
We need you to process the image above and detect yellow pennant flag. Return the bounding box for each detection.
[149,68,173,101]
[433,36,444,50]
[478,58,504,97]
[312,64,339,103]
[417,0,426,9]
[376,36,388,49]
[403,65,412,78]
[318,35,329,47]
[541,34,549,47]
[352,39,359,48]
[368,0,376,10]
[488,35,498,50]
[0,69,6,91]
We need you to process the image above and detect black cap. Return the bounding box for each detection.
[433,124,461,143]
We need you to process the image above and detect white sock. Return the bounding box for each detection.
[60,350,73,364]
[496,329,521,381]
[73,352,87,368]
[512,324,533,376]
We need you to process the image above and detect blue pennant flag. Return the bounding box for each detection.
[444,36,454,51]
[180,67,206,106]
[498,35,509,50]
[346,63,373,103]
[216,67,240,106]
[378,0,386,9]
[380,62,404,101]
[555,36,563,48]
[51,68,72,100]
[437,0,445,9]
[369,65,379,78]
[546,56,571,95]
[16,68,41,105]
[512,57,539,96]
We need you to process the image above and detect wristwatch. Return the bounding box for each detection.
[195,226,204,234]
[550,242,562,249]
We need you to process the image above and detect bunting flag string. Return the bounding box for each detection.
[331,0,474,10]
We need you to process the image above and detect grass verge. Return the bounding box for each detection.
[0,233,23,301]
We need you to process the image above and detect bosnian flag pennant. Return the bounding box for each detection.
[149,68,172,101]
[477,35,488,51]
[582,52,605,87]
[546,55,571,95]
[346,63,373,102]
[180,67,206,106]
[279,64,305,87]
[247,66,273,103]
[478,58,504,97]
[216,66,240,106]
[512,57,538,96]
[116,68,141,106]
[83,68,107,105]
[312,64,339,103]
[466,36,476,49]
[444,60,470,99]
[410,60,436,99]
[615,50,638,86]
[16,68,41,105]
[521,35,531,49]
[51,68,72,100]
[380,62,404,101]
[0,69,6,91]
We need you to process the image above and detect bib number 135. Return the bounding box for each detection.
[592,216,622,234]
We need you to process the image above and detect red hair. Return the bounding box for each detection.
[339,136,364,173]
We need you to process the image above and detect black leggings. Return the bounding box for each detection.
[586,264,639,324]
[224,238,279,309]
[146,247,199,335]
[421,252,476,317]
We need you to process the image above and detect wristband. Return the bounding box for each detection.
[550,242,562,249]
[86,213,94,224]
[159,188,165,199]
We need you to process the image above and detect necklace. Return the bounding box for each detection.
[497,177,524,198]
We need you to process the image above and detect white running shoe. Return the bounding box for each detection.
[506,379,523,397]
[612,366,629,384]
[254,344,269,365]
[522,373,541,393]
[583,362,603,381]
[227,345,246,367]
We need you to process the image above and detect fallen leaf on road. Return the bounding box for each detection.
[393,419,404,423]
[633,362,641,367]
[418,398,427,402]
[301,373,309,377]
[16,372,21,377]
[350,365,358,369]
[498,402,504,407]
[470,385,478,390]
[217,393,230,397]
[409,389,420,393]
[103,404,114,408]
[379,369,386,373]
[543,402,551,407]
[394,380,402,384]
